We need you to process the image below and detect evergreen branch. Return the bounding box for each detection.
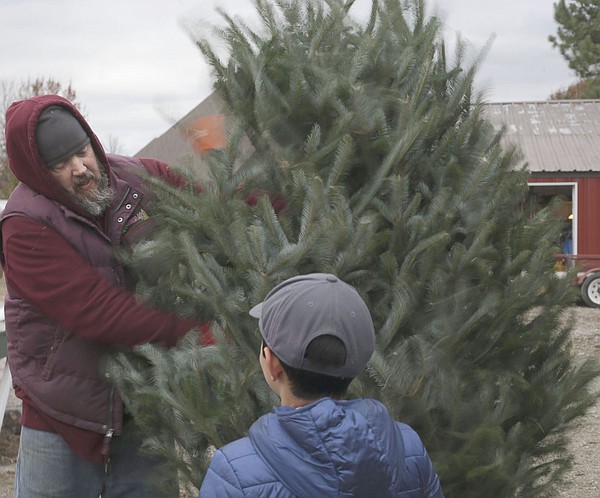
[399,231,451,273]
[326,134,354,188]
[352,123,425,214]
[377,282,415,350]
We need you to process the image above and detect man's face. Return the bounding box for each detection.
[49,144,114,216]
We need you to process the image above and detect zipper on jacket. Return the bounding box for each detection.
[113,186,131,214]
[104,185,130,235]
[102,386,116,462]
[102,428,114,462]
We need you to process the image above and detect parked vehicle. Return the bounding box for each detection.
[556,254,600,308]
[577,268,600,307]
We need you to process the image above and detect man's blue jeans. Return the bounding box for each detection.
[14,427,178,497]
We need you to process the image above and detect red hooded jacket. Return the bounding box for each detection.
[1,94,208,462]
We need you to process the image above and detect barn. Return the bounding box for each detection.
[484,101,600,306]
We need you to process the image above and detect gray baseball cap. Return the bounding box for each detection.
[250,273,375,377]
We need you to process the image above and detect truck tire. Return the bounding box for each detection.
[581,273,600,308]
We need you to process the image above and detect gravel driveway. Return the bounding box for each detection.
[554,305,600,497]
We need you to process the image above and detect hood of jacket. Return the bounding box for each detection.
[249,397,404,497]
[5,94,109,217]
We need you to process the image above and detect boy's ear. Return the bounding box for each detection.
[264,347,284,381]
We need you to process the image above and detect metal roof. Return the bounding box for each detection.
[483,100,600,173]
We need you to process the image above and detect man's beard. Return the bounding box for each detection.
[71,168,115,217]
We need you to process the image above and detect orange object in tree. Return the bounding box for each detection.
[188,114,225,153]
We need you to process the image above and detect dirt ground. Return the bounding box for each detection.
[1,305,599,496]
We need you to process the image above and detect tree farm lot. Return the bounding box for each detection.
[1,277,599,496]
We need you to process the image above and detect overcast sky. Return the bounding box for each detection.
[0,0,574,156]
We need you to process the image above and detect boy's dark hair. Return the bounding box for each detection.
[264,335,353,399]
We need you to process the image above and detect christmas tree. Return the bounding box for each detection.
[106,0,599,496]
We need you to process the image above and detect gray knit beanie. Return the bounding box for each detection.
[35,105,91,167]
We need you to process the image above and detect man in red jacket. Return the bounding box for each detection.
[2,95,210,497]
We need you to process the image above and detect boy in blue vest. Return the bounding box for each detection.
[199,273,444,497]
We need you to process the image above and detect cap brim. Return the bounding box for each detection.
[249,302,263,318]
